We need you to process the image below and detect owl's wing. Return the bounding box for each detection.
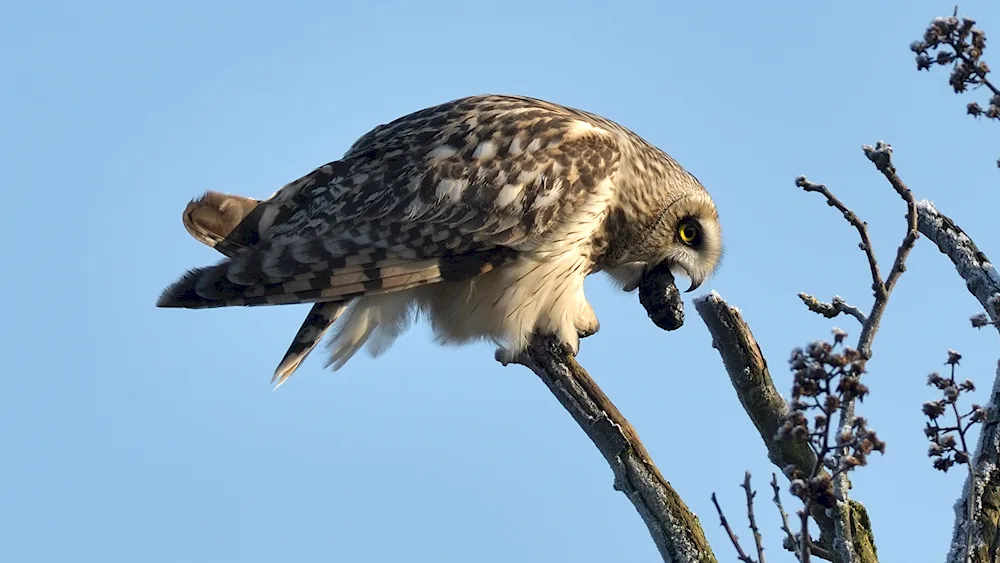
[157,98,622,310]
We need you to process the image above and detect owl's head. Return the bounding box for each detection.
[606,190,724,294]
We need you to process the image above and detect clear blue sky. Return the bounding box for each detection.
[4,0,999,561]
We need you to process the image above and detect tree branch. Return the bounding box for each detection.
[770,473,801,560]
[794,177,885,304]
[694,292,847,559]
[854,142,920,361]
[711,492,755,563]
[916,200,1000,334]
[742,472,767,563]
[798,293,869,326]
[786,141,917,562]
[915,200,1000,563]
[950,360,1000,563]
[501,335,718,563]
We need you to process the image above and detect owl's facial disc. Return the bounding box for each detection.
[604,196,723,294]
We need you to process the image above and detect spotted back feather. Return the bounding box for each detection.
[158,95,622,311]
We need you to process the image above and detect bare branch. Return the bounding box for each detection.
[694,292,843,559]
[711,492,755,563]
[694,293,818,474]
[794,176,884,302]
[946,359,1000,563]
[742,472,767,563]
[915,200,1000,563]
[771,473,801,560]
[797,141,919,362]
[501,335,718,563]
[786,141,917,562]
[798,293,869,325]
[800,508,813,563]
[916,200,1000,335]
[862,142,920,297]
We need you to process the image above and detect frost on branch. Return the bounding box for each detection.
[916,200,1000,335]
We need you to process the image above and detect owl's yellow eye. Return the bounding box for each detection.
[678,221,699,245]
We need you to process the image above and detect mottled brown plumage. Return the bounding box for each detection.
[178,191,347,383]
[158,94,724,386]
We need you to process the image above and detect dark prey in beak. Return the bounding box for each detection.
[638,262,685,331]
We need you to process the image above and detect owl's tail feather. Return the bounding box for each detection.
[182,191,264,258]
[179,191,343,384]
[156,247,519,309]
[157,246,519,379]
[271,301,347,389]
[155,258,449,309]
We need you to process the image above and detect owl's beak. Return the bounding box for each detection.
[666,262,704,293]
[684,273,705,293]
[641,260,704,294]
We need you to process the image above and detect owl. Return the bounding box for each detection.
[157,95,724,386]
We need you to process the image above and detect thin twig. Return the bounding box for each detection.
[800,508,813,563]
[867,157,919,296]
[798,293,869,325]
[795,176,885,303]
[859,142,921,355]
[771,473,801,560]
[948,362,978,563]
[711,492,755,563]
[742,472,767,563]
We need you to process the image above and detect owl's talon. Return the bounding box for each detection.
[559,338,580,357]
[495,347,517,366]
[577,321,600,339]
[575,298,600,340]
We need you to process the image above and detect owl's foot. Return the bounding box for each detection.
[494,332,581,366]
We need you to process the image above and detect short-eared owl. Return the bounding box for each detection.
[157,95,723,386]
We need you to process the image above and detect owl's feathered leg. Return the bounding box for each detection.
[424,252,595,364]
[179,190,345,384]
[324,291,416,371]
[493,302,595,364]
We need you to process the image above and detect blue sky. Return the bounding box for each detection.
[4,0,999,561]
